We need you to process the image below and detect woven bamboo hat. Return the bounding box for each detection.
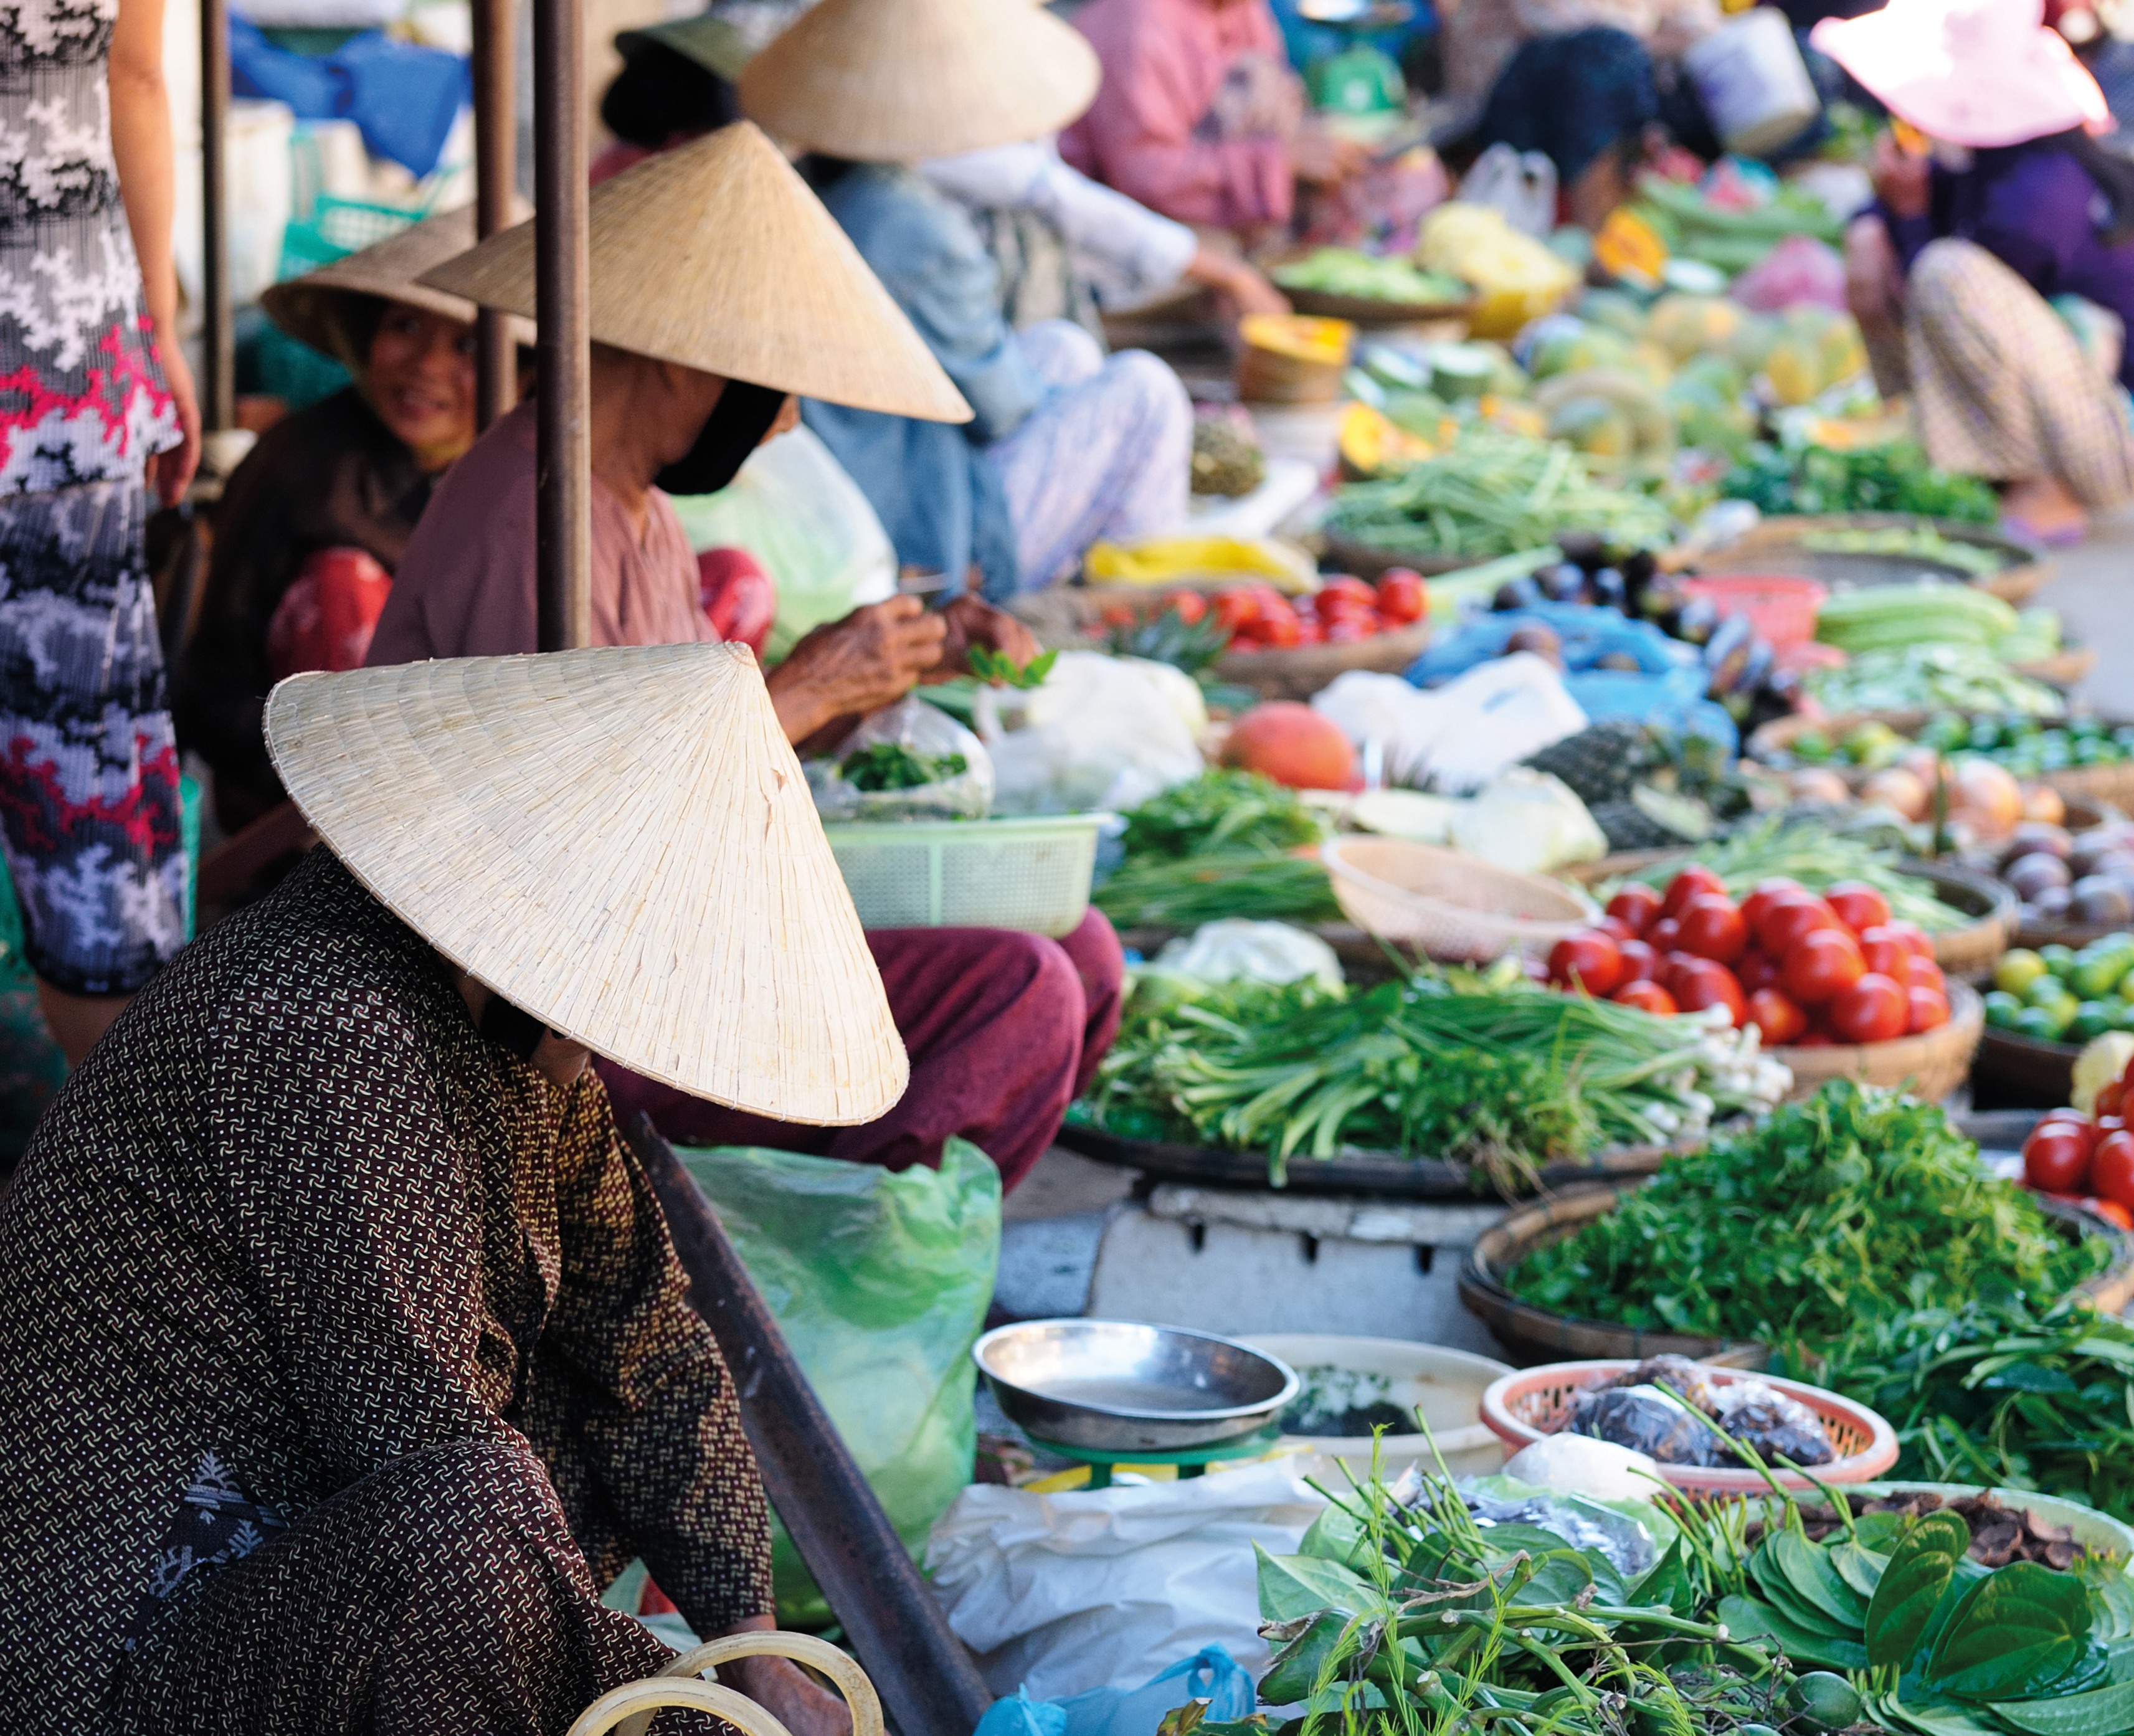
[262,204,535,358]
[421,122,969,421]
[263,645,909,1123]
[739,0,1101,160]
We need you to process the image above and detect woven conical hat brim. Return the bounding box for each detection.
[739,0,1099,159]
[263,645,909,1123]
[262,205,536,357]
[419,123,970,422]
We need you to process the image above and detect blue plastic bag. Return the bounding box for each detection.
[230,17,468,177]
[974,1648,1255,1736]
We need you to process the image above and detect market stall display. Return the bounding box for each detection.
[1702,511,2047,603]
[1271,247,1475,323]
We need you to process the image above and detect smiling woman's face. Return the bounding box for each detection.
[365,301,478,466]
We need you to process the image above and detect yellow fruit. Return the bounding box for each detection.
[1762,337,1823,407]
[1645,293,1746,363]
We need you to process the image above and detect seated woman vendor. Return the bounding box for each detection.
[0,644,880,1732]
[368,123,1124,1194]
[172,207,523,833]
[1823,0,2134,544]
[739,0,1196,594]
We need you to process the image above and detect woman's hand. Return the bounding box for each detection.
[1187,247,1292,319]
[763,595,947,746]
[146,322,201,505]
[936,593,1040,676]
[1871,128,1930,221]
[708,1618,853,1736]
[1843,212,1906,341]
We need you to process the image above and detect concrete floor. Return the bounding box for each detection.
[2032,507,2134,713]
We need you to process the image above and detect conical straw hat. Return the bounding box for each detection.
[420,123,970,422]
[262,204,536,358]
[739,0,1100,161]
[263,645,909,1124]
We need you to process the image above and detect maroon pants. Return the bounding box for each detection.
[599,911,1124,1193]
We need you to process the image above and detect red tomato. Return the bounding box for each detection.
[1212,589,1261,630]
[2098,1080,2128,1120]
[1829,972,1909,1043]
[1906,985,1951,1034]
[1662,867,1727,919]
[1614,979,1679,1016]
[1324,618,1378,642]
[1742,878,1810,935]
[1746,987,1808,1045]
[1606,885,1663,936]
[1648,916,1682,952]
[2089,1129,2134,1210]
[1792,1029,1836,1048]
[1882,920,1933,960]
[1256,611,1302,648]
[1672,959,1746,1027]
[1596,914,1634,942]
[1375,570,1428,624]
[1166,589,1208,626]
[1757,894,1839,960]
[1658,951,1702,992]
[1857,925,1911,979]
[1825,880,1893,936]
[1317,575,1377,609]
[1291,618,1325,645]
[1782,927,1866,1005]
[1737,949,1780,995]
[1616,937,1659,985]
[2098,1116,2128,1137]
[1548,929,1624,995]
[1907,956,1948,994]
[1677,894,1748,965]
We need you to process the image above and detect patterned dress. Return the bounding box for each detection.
[0,850,774,1730]
[0,0,184,997]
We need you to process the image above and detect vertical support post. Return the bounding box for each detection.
[532,0,590,652]
[199,0,233,432]
[472,0,516,430]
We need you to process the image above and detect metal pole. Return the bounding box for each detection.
[199,0,233,432]
[472,0,516,430]
[626,1117,996,1736]
[532,0,590,652]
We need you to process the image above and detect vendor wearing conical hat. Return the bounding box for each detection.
[370,121,1127,1202]
[174,205,532,836]
[739,0,1195,595]
[0,647,890,1730]
[1819,0,2134,544]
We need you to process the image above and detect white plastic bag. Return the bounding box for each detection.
[1458,144,1558,240]
[1311,655,1586,793]
[666,425,898,663]
[1447,769,1608,874]
[924,1459,1329,1700]
[981,652,1205,815]
[808,697,995,822]
[1154,919,1344,989]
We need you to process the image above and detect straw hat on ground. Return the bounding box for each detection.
[263,644,909,1124]
[421,122,969,422]
[262,204,535,361]
[739,0,1101,161]
[1811,0,2107,148]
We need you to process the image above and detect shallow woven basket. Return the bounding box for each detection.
[1773,979,1983,1102]
[1477,1360,1900,1494]
[1700,512,2052,605]
[1748,709,2134,810]
[1215,618,1433,702]
[1324,835,1594,960]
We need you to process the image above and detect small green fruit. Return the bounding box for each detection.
[1785,1671,1864,1734]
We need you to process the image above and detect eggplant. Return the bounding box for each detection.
[1590,566,1627,610]
[1557,529,1606,572]
[1492,576,1542,612]
[1703,614,1756,691]
[1673,595,1720,646]
[1541,562,1587,604]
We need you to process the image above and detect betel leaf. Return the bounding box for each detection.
[1296,1504,1378,1573]
[1833,1540,1891,1601]
[1254,1544,1387,1622]
[1772,1530,1871,1629]
[1718,1593,1871,1672]
[1856,1511,1912,1552]
[2095,1574,2134,1644]
[1989,1676,2134,1736]
[1631,1536,1695,1616]
[1922,1563,2092,1702]
[1751,1544,1857,1639]
[1871,1691,2005,1736]
[1258,1609,1354,1705]
[1868,1512,1971,1669]
[1518,1549,1596,1609]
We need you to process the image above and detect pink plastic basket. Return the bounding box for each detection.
[1479,1359,1899,1494]
[1677,575,1828,648]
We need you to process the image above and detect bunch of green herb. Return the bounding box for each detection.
[838,741,969,792]
[1119,769,1325,861]
[1509,1083,2111,1344]
[1721,442,1999,523]
[1803,1296,2134,1526]
[965,645,1058,689]
[1093,850,1344,929]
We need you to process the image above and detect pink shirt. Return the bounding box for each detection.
[364,397,715,665]
[1060,0,1293,233]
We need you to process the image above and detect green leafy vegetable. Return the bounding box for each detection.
[837,741,969,792]
[964,645,1058,689]
[1989,1676,2134,1735]
[1721,441,1999,522]
[1117,770,1324,861]
[1867,1512,1971,1669]
[1922,1563,2092,1701]
[1093,850,1342,929]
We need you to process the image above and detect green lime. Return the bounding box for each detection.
[2111,1001,2134,1033]
[2074,954,2128,999]
[1968,719,2004,750]
[1984,990,2024,1028]
[2016,1005,2072,1042]
[2024,975,2077,1011]
[2040,944,2078,976]
[1995,949,2050,994]
[2075,737,2108,766]
[2070,1003,2118,1042]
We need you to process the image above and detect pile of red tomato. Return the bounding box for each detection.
[1165,571,1429,651]
[2021,1076,2134,1229]
[1545,867,1955,1046]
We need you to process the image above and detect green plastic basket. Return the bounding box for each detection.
[823,815,1102,936]
[276,195,425,280]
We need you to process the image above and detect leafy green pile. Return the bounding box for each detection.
[1075,964,1783,1185]
[1096,771,1339,928]
[1120,769,1324,860]
[1722,443,1999,523]
[1805,1297,2134,1527]
[1509,1084,2110,1346]
[838,741,969,792]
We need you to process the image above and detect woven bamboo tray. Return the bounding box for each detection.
[1752,709,2134,809]
[1458,1172,2134,1366]
[1053,1122,1672,1200]
[1773,979,1984,1102]
[1276,282,1478,330]
[1319,535,1476,582]
[1325,835,1594,959]
[1699,513,2052,605]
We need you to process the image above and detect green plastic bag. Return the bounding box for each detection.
[678,1139,1001,1626]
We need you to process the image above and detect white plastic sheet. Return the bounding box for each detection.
[1311,654,1587,793]
[980,652,1206,815]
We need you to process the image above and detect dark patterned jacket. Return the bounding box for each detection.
[0,850,774,1717]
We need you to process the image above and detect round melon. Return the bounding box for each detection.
[1222,703,1358,790]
